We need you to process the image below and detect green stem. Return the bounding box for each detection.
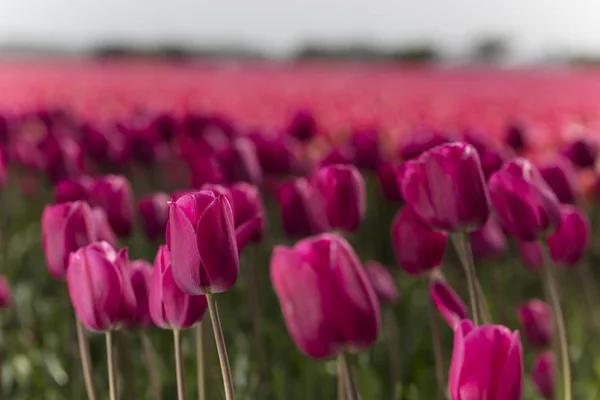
[244,247,266,383]
[173,330,186,400]
[578,263,600,332]
[195,323,205,400]
[106,331,118,400]
[428,286,446,400]
[206,294,236,400]
[117,333,134,399]
[337,357,345,400]
[383,307,401,394]
[338,353,360,400]
[75,319,96,400]
[451,232,485,325]
[140,331,162,400]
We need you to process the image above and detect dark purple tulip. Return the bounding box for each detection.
[277,177,329,237]
[0,276,12,308]
[88,175,135,237]
[561,137,598,169]
[138,192,170,242]
[531,351,556,400]
[391,207,448,276]
[168,190,239,294]
[230,182,266,243]
[516,240,543,270]
[489,158,561,241]
[286,110,317,142]
[42,201,96,280]
[430,278,468,330]
[547,205,590,267]
[218,137,263,184]
[270,233,380,359]
[91,207,118,248]
[364,261,399,305]
[350,128,381,170]
[397,130,449,160]
[313,164,366,233]
[505,123,527,152]
[375,161,403,203]
[517,299,553,348]
[149,246,208,330]
[124,259,154,328]
[469,217,507,261]
[539,157,579,204]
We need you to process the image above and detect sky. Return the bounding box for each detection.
[1,0,599,58]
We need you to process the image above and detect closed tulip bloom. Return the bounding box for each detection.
[516,240,543,270]
[270,233,380,359]
[517,299,553,348]
[124,260,154,328]
[531,351,556,400]
[449,320,523,400]
[469,217,507,261]
[397,130,449,160]
[138,192,170,242]
[91,207,118,248]
[218,137,263,185]
[200,183,233,207]
[0,276,12,308]
[230,182,266,243]
[489,158,561,241]
[364,261,399,305]
[375,161,403,203]
[539,157,579,204]
[67,242,124,332]
[318,146,355,168]
[42,201,96,280]
[401,142,491,232]
[168,190,239,294]
[561,137,598,169]
[505,123,527,152]
[55,177,91,203]
[149,246,208,330]
[351,128,381,170]
[277,177,329,237]
[88,175,135,237]
[313,164,366,233]
[547,205,590,267]
[286,110,317,142]
[249,132,301,175]
[391,207,448,276]
[430,278,468,330]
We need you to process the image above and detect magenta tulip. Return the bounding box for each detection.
[230,182,266,243]
[168,190,239,294]
[270,233,380,359]
[277,177,329,237]
[0,276,11,308]
[200,183,233,207]
[449,320,523,400]
[41,201,96,280]
[375,161,403,203]
[364,261,399,305]
[539,157,579,204]
[547,205,590,267]
[397,130,449,160]
[516,240,543,270]
[88,175,135,237]
[286,110,317,142]
[390,207,448,276]
[517,299,553,348]
[55,177,92,203]
[149,246,208,330]
[124,260,153,328]
[430,278,468,330]
[91,207,118,248]
[218,137,263,185]
[318,146,355,168]
[401,142,491,232]
[350,128,381,170]
[531,351,556,400]
[489,158,561,241]
[505,123,527,152]
[249,132,301,175]
[138,192,170,242]
[469,217,507,261]
[561,137,597,169]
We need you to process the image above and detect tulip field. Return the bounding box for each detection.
[0,60,600,400]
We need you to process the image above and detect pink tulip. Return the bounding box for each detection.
[217,137,263,185]
[350,128,381,170]
[286,110,317,142]
[397,130,449,160]
[539,157,579,204]
[364,261,399,305]
[505,123,527,152]
[517,299,553,348]
[375,161,403,203]
[561,137,597,169]
[469,217,507,261]
[55,177,92,203]
[547,205,590,267]
[88,175,135,237]
[430,279,468,330]
[531,351,556,400]
[138,192,170,242]
[91,207,118,248]
[516,240,543,270]
[277,177,329,237]
[124,259,154,328]
[230,182,266,243]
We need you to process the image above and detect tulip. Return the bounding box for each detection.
[401,142,490,232]
[547,205,590,267]
[168,190,239,294]
[188,152,226,189]
[123,260,153,328]
[91,207,118,248]
[531,351,556,400]
[218,137,263,185]
[55,177,92,203]
[375,161,403,203]
[318,146,355,167]
[313,164,366,233]
[200,183,233,206]
[561,137,597,169]
[249,131,301,175]
[505,123,527,152]
[489,158,561,241]
[430,279,468,330]
[270,233,380,359]
[516,240,543,270]
[517,299,553,348]
[0,276,11,308]
[539,157,579,204]
[449,320,523,400]
[41,201,96,280]
[88,175,135,237]
[469,217,507,261]
[397,130,449,160]
[350,128,381,170]
[138,192,170,242]
[277,177,329,237]
[230,182,266,243]
[286,110,317,142]
[390,207,448,276]
[364,261,399,305]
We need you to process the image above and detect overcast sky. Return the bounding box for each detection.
[1,0,599,57]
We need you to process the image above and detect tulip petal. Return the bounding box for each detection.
[236,214,263,253]
[494,331,523,400]
[449,320,475,399]
[169,202,203,295]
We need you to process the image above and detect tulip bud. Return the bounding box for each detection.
[547,205,590,267]
[517,299,553,348]
[364,261,399,305]
[200,183,233,210]
[88,175,135,237]
[286,110,317,142]
[391,207,448,276]
[561,137,597,169]
[516,240,543,270]
[397,130,449,160]
[42,201,96,280]
[270,233,380,359]
[401,142,491,232]
[449,320,523,400]
[539,157,579,204]
[138,192,170,242]
[124,260,154,328]
[350,128,381,170]
[430,279,468,330]
[91,207,118,248]
[55,177,91,203]
[230,182,266,243]
[313,164,366,233]
[277,177,329,237]
[218,137,263,185]
[531,351,556,400]
[489,158,561,241]
[67,242,124,332]
[0,276,12,308]
[249,132,301,175]
[505,123,527,152]
[168,190,239,294]
[469,217,507,261]
[375,161,403,203]
[318,146,355,168]
[149,246,208,330]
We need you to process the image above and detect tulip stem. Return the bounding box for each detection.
[244,247,267,384]
[140,331,162,400]
[540,243,572,400]
[173,330,186,400]
[206,293,236,400]
[105,331,118,400]
[117,333,134,399]
[337,357,345,400]
[578,263,600,332]
[75,319,96,400]
[428,291,446,400]
[452,232,486,326]
[383,307,401,394]
[195,323,206,400]
[338,353,360,400]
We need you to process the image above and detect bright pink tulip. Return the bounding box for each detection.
[430,279,468,330]
[489,158,561,241]
[364,261,399,305]
[42,201,96,280]
[313,164,366,233]
[91,207,118,248]
[517,299,553,348]
[0,276,11,308]
[401,142,491,232]
[124,260,154,328]
[277,177,329,237]
[390,207,448,276]
[449,320,523,400]
[230,182,266,243]
[168,190,239,294]
[531,351,556,400]
[270,233,380,359]
[539,157,579,204]
[149,246,208,330]
[469,217,507,261]
[88,175,135,237]
[547,205,590,267]
[67,242,124,332]
[138,192,170,242]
